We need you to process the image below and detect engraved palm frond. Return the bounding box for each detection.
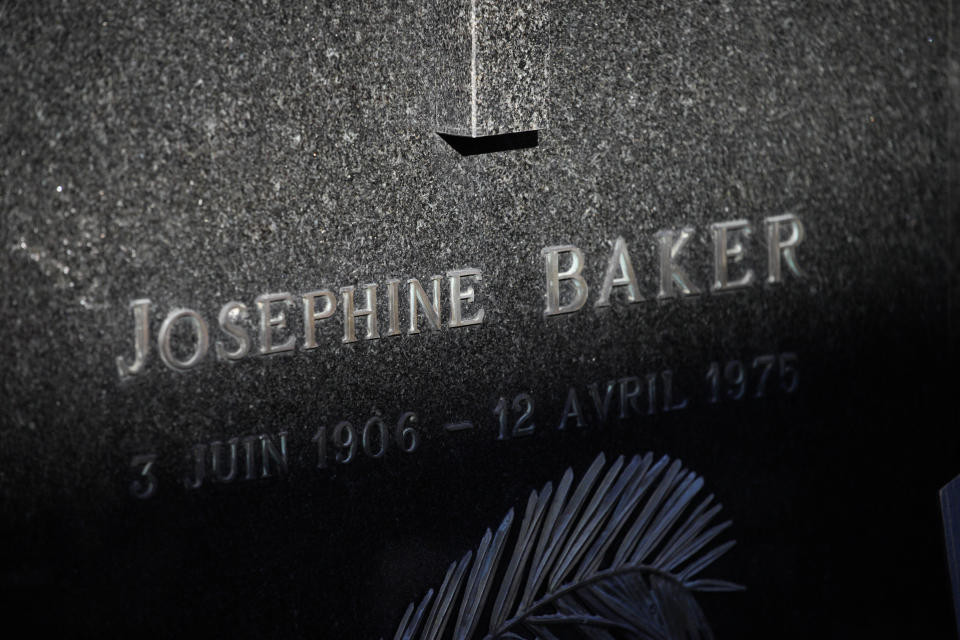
[389,452,741,640]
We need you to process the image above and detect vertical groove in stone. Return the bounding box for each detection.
[433,0,548,136]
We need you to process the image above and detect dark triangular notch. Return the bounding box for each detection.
[438,130,539,156]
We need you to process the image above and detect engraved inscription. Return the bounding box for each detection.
[485,352,799,439]
[126,352,798,499]
[314,411,420,469]
[184,432,289,490]
[117,269,485,378]
[128,453,158,499]
[543,215,805,315]
[117,215,806,378]
[493,393,536,440]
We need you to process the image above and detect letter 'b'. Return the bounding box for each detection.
[542,245,589,316]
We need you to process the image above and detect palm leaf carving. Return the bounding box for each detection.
[389,452,742,640]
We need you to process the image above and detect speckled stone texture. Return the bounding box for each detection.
[0,1,957,638]
[433,0,548,135]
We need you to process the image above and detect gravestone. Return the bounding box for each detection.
[2,1,958,638]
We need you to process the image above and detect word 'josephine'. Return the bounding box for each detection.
[116,269,484,377]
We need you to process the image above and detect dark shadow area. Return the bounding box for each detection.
[438,130,539,156]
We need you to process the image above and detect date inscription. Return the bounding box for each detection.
[494,352,799,436]
[129,352,798,498]
[313,412,420,468]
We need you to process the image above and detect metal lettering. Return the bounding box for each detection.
[542,245,588,316]
[256,292,297,355]
[710,220,755,291]
[184,444,206,490]
[385,279,402,337]
[655,228,700,298]
[302,290,337,349]
[618,376,642,419]
[117,298,151,378]
[646,373,657,415]
[210,438,239,483]
[596,236,642,306]
[340,284,379,343]
[588,380,616,424]
[447,268,484,328]
[158,308,210,371]
[242,435,258,481]
[661,369,688,412]
[764,214,805,283]
[129,454,157,499]
[362,418,388,458]
[216,301,250,361]
[260,432,288,478]
[557,386,586,429]
[408,275,443,334]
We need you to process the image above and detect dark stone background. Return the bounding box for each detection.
[1,1,957,637]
